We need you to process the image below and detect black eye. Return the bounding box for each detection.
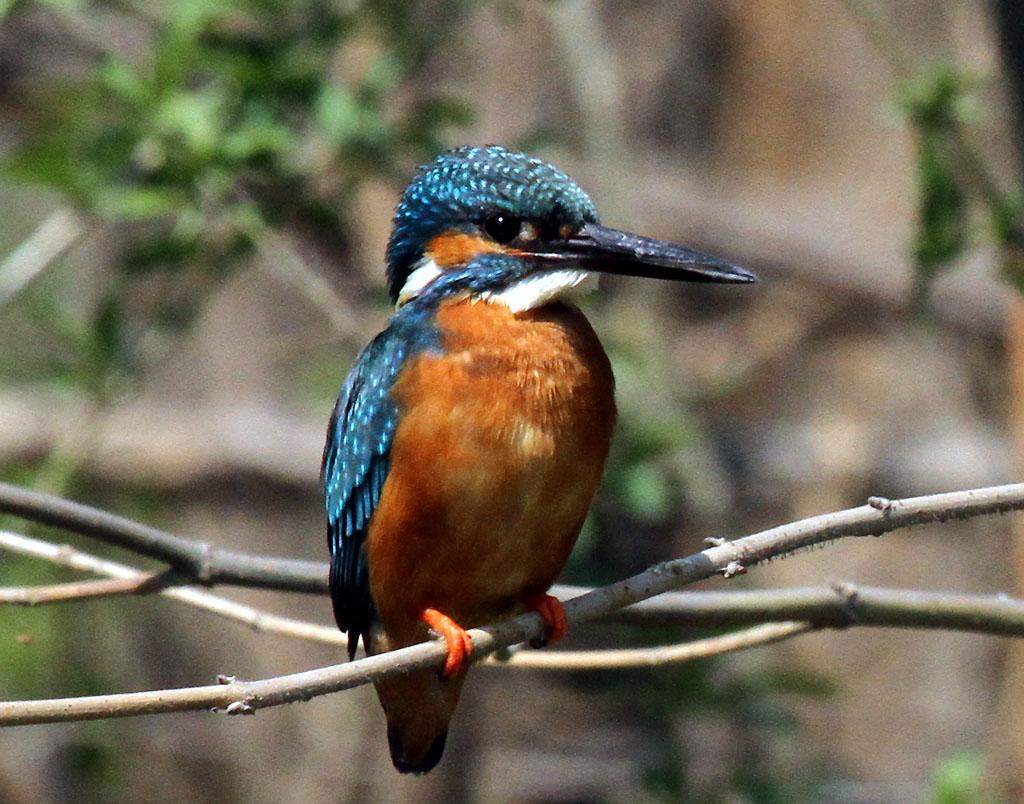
[482,213,523,244]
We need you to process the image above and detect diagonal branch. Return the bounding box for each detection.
[492,622,814,669]
[0,575,157,604]
[0,530,345,645]
[4,525,1024,669]
[0,481,325,592]
[4,483,1024,725]
[2,483,1024,597]
[0,209,88,309]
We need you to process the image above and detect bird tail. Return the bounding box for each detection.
[374,669,466,774]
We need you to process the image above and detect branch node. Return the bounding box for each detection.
[216,675,237,685]
[704,536,730,547]
[223,700,256,716]
[829,579,861,626]
[867,496,895,516]
[195,542,215,584]
[721,561,746,579]
[489,645,517,663]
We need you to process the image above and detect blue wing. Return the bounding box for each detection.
[322,309,436,659]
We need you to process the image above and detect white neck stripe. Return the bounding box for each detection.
[396,258,443,307]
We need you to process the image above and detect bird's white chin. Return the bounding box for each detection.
[478,269,597,313]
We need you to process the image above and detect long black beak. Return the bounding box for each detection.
[549,222,757,284]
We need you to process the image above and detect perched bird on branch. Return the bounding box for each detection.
[322,145,755,773]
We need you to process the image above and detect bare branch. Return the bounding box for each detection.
[490,622,813,669]
[0,575,155,604]
[251,225,371,342]
[0,209,87,309]
[595,583,1024,635]
[2,482,1024,598]
[0,481,326,592]
[0,530,345,646]
[4,525,1022,657]
[4,483,1024,725]
[500,582,1024,669]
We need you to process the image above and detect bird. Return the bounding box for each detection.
[322,145,756,774]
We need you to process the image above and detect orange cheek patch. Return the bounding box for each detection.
[425,231,528,268]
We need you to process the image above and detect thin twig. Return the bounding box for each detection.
[0,575,155,605]
[0,209,88,309]
[251,224,370,342]
[840,0,915,79]
[841,0,1019,229]
[0,530,345,646]
[490,622,813,669]
[0,481,326,592]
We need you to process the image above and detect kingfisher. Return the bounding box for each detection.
[322,145,755,774]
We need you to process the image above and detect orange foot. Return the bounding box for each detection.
[524,593,567,647]
[421,607,473,678]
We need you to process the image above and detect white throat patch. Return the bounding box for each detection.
[480,269,597,313]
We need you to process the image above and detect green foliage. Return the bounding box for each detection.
[896,64,972,303]
[929,750,1005,804]
[603,334,702,524]
[4,0,475,394]
[893,60,1024,302]
[0,555,66,696]
[0,9,479,787]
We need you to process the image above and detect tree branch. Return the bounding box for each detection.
[5,524,1023,671]
[2,482,1024,597]
[597,583,1024,634]
[0,481,326,592]
[0,575,156,604]
[0,530,345,646]
[491,622,814,669]
[6,525,1024,643]
[4,483,1024,725]
[497,582,1024,669]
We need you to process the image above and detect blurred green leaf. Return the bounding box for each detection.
[898,64,972,131]
[896,64,972,302]
[913,131,968,272]
[96,58,151,107]
[929,751,1003,804]
[363,50,403,99]
[621,462,673,523]
[315,83,363,147]
[153,88,228,159]
[220,117,294,163]
[94,187,185,221]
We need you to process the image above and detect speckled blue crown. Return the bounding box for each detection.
[385,145,599,301]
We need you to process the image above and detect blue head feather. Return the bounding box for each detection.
[385,145,600,302]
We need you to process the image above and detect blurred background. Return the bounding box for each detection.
[1,0,1023,801]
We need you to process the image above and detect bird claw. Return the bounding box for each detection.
[525,593,567,648]
[421,607,473,678]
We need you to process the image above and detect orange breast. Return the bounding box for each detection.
[365,298,616,648]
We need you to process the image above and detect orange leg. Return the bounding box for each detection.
[524,593,567,646]
[421,607,473,678]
